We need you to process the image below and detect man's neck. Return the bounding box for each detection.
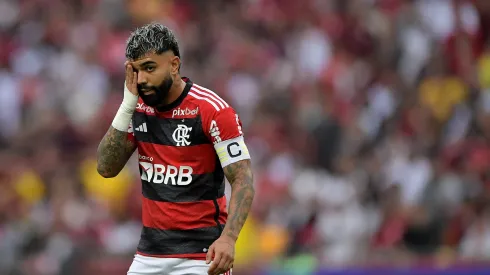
[163,77,186,105]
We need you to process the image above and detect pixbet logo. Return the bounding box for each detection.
[136,103,155,114]
[172,107,199,118]
[139,155,193,185]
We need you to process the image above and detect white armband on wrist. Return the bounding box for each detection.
[214,136,251,168]
[112,83,139,132]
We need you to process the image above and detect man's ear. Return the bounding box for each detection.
[171,56,181,74]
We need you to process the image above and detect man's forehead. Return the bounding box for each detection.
[131,57,156,66]
[130,52,173,65]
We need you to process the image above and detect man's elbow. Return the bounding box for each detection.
[246,170,255,194]
[96,165,119,178]
[99,172,118,178]
[245,180,255,197]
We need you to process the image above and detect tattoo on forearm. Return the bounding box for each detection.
[222,159,254,241]
[97,126,136,177]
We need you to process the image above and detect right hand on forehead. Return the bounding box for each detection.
[125,61,139,96]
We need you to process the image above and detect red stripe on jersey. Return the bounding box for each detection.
[136,251,207,260]
[142,196,228,230]
[217,196,228,224]
[137,142,216,174]
[128,132,135,143]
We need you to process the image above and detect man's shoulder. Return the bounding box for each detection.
[187,83,232,114]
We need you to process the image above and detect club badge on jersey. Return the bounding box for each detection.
[172,124,193,146]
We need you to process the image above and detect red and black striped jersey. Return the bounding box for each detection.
[127,77,250,260]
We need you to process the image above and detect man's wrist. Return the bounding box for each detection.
[121,82,138,112]
[112,84,138,132]
[221,231,238,242]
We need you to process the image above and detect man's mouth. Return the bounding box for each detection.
[140,89,155,95]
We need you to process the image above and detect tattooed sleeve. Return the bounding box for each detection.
[221,159,255,241]
[96,126,137,178]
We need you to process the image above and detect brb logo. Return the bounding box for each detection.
[172,107,199,118]
[172,124,192,146]
[139,155,193,185]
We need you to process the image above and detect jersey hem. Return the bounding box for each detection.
[136,251,207,260]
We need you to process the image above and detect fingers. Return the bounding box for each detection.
[206,245,214,264]
[124,61,138,95]
[125,62,132,83]
[218,255,233,275]
[132,72,138,90]
[223,260,233,274]
[208,251,222,275]
[207,239,235,275]
[125,62,132,90]
[208,251,233,275]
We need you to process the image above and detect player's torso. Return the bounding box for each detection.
[130,80,230,258]
[132,97,224,202]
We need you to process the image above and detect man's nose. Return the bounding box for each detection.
[137,73,147,85]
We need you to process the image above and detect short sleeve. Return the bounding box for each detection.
[203,107,250,168]
[204,107,243,143]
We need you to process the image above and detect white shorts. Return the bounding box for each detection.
[127,254,232,275]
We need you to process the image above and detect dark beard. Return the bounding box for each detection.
[138,75,174,107]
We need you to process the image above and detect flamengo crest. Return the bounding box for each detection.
[172,124,192,146]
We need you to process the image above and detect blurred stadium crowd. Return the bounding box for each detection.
[1,0,490,274]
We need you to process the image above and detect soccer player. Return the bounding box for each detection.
[96,23,255,275]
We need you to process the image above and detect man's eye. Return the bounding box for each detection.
[145,67,155,72]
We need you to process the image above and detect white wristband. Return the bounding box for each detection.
[112,83,139,132]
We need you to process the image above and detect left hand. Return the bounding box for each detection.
[206,235,235,275]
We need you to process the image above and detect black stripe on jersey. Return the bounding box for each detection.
[141,173,226,203]
[132,112,209,146]
[213,156,225,196]
[137,225,224,255]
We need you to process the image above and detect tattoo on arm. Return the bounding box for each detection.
[96,126,137,178]
[222,159,255,241]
